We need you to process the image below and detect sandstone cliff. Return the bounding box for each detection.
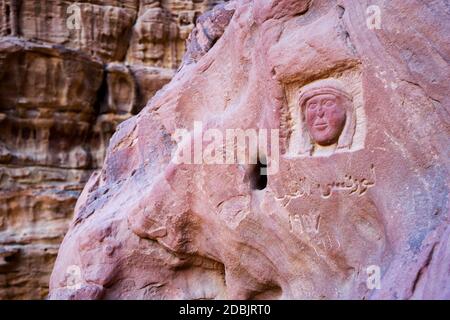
[0,0,225,299]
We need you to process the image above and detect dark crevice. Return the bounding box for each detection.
[410,243,437,296]
[5,4,11,35]
[82,68,108,170]
[250,157,267,190]
[337,4,345,19]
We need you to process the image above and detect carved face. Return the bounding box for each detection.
[304,93,346,146]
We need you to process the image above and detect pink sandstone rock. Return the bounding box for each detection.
[49,0,449,299]
[0,0,225,299]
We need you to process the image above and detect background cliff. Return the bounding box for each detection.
[0,0,226,299]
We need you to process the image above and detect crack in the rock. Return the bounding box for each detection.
[410,242,438,298]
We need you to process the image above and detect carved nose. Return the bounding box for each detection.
[317,106,325,117]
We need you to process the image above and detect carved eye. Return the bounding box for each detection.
[308,103,318,110]
[324,100,334,108]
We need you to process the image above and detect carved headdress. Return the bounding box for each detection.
[297,79,356,155]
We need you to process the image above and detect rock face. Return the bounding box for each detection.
[0,0,225,299]
[49,0,450,299]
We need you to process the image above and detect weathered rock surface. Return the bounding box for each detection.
[0,0,225,299]
[48,0,450,300]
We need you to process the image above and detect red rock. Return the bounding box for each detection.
[0,0,226,299]
[48,0,450,299]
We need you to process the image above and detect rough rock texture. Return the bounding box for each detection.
[0,0,225,299]
[48,0,450,300]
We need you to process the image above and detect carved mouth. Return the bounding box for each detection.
[313,122,328,130]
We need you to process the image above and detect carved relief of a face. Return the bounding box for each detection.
[305,93,346,146]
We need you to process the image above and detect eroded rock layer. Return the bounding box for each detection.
[0,0,225,299]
